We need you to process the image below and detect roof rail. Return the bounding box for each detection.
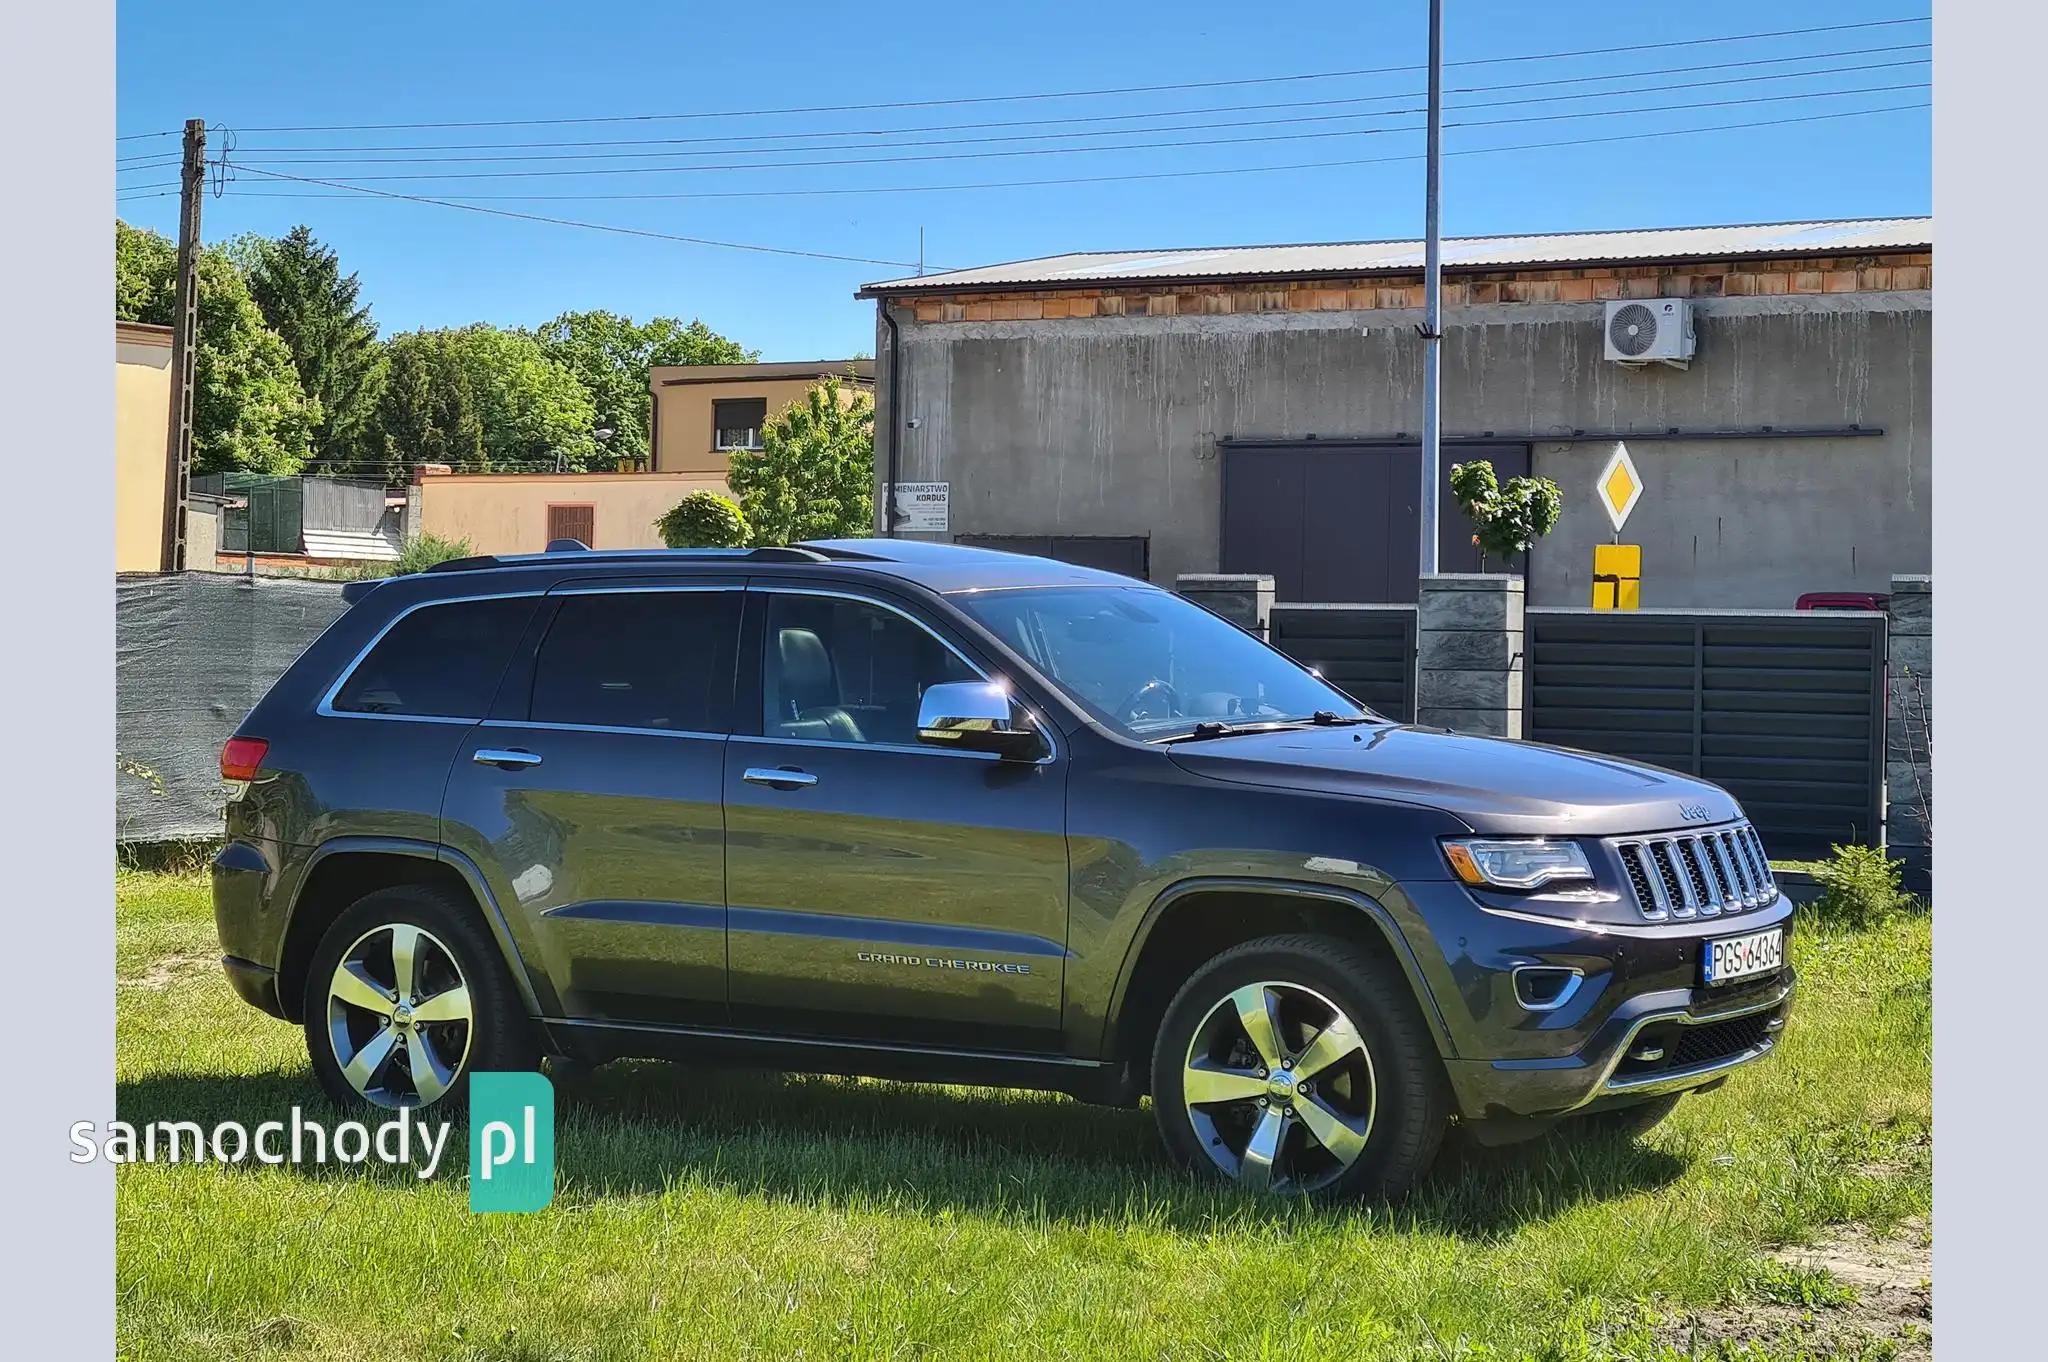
[421,544,833,574]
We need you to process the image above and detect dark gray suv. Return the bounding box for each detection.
[212,539,1794,1199]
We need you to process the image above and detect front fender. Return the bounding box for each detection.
[1098,875,1459,1062]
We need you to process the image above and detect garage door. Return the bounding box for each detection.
[1221,441,1531,603]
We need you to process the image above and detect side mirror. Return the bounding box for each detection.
[917,681,1045,761]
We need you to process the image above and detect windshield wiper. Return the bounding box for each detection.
[1149,711,1378,745]
[1306,709,1374,726]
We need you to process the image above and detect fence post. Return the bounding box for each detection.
[1886,574,1932,891]
[1175,573,1276,638]
[1417,573,1524,737]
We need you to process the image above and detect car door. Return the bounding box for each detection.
[439,580,740,1027]
[723,582,1070,1052]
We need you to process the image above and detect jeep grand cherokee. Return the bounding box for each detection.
[212,539,1794,1199]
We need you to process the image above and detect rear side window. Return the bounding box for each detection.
[331,596,536,718]
[529,591,738,733]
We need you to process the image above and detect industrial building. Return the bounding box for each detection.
[859,218,1931,607]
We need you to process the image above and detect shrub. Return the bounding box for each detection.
[1448,459,1563,569]
[656,491,750,548]
[1808,843,1918,929]
[395,532,475,574]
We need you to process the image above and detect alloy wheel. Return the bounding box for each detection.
[1181,980,1376,1193]
[325,922,473,1109]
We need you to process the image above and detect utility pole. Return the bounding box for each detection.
[1417,0,1445,577]
[158,118,206,573]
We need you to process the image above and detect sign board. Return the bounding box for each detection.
[1592,543,1642,610]
[1595,442,1643,533]
[888,482,950,533]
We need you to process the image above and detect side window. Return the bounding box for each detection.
[762,594,978,747]
[529,591,738,733]
[331,597,537,719]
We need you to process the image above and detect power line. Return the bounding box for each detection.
[116,128,182,143]
[221,102,1928,214]
[218,81,1930,182]
[217,41,1929,155]
[217,58,1927,169]
[226,16,1930,132]
[222,166,931,268]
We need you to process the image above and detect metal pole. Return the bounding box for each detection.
[160,118,206,572]
[1417,0,1444,577]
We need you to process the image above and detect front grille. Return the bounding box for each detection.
[1615,1006,1782,1081]
[1608,821,1777,921]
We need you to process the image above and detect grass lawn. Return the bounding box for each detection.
[115,871,1930,1361]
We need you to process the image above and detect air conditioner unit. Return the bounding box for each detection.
[1603,298,1696,369]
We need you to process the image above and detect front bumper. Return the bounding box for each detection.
[1444,973,1794,1118]
[1389,877,1797,1120]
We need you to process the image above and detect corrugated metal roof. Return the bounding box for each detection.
[303,528,402,562]
[860,217,1931,295]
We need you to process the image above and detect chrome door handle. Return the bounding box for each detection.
[743,766,818,789]
[473,748,543,769]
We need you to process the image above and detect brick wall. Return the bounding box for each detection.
[899,252,1932,324]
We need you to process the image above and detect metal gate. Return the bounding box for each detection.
[1526,609,1886,861]
[1270,603,1417,721]
[1221,440,1530,602]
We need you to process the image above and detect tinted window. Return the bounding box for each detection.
[530,591,738,732]
[762,594,978,746]
[332,597,537,719]
[954,585,1364,740]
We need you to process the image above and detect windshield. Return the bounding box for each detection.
[951,585,1370,740]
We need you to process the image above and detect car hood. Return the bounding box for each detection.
[1166,722,1743,837]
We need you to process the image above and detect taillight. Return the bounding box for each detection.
[220,737,270,782]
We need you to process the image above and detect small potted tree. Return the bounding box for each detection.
[1448,460,1563,571]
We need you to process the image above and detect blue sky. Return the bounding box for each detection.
[115,2,1930,360]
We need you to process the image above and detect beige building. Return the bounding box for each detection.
[115,320,173,571]
[416,470,729,555]
[650,359,872,474]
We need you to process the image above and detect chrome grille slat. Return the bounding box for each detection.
[1606,821,1778,922]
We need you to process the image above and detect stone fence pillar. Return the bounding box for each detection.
[1416,574,1524,737]
[1886,575,1932,890]
[1176,573,1276,638]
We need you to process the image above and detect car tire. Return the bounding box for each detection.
[302,885,534,1112]
[1575,1093,1682,1142]
[1150,932,1448,1200]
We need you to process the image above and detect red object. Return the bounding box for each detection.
[220,736,270,782]
[1795,592,1890,612]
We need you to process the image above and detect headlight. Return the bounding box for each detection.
[1442,837,1593,890]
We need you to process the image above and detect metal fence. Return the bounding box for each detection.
[1269,603,1418,722]
[1525,608,1887,861]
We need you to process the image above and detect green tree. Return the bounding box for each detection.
[446,325,599,470]
[115,221,316,475]
[532,310,756,465]
[656,490,751,548]
[726,375,875,546]
[1448,459,1563,569]
[242,225,387,473]
[368,331,487,478]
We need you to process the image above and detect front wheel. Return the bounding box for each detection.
[302,885,534,1112]
[1150,933,1448,1200]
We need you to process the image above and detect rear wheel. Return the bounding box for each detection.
[1150,933,1448,1200]
[302,885,533,1112]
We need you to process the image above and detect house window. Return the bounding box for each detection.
[547,503,596,548]
[713,398,768,452]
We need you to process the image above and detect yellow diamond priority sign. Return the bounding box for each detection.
[1596,442,1644,533]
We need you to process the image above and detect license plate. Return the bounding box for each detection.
[1703,927,1784,985]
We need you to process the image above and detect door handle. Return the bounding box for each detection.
[473,748,543,769]
[743,766,818,790]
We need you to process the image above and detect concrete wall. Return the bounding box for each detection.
[418,472,729,554]
[115,321,173,571]
[877,292,1930,607]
